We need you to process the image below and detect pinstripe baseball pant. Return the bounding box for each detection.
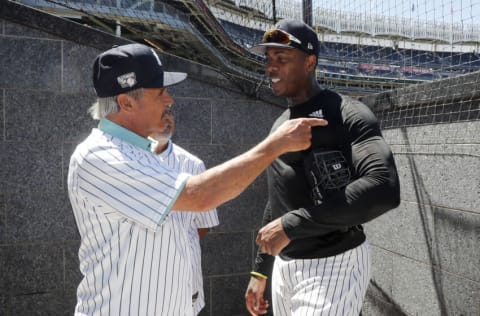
[271,241,371,316]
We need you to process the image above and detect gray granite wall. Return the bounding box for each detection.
[0,4,282,315]
[362,102,480,313]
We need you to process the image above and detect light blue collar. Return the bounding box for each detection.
[98,119,153,151]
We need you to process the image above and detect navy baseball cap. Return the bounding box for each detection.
[250,19,320,57]
[93,43,187,97]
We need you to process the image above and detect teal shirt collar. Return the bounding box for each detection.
[98,119,152,151]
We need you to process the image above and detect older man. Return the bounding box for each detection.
[67,43,326,315]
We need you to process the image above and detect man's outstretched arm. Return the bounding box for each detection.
[173,118,328,211]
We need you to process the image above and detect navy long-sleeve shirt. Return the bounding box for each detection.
[254,89,400,276]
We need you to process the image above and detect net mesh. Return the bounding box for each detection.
[13,0,480,126]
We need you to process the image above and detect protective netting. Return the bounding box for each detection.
[13,0,269,95]
[13,0,480,121]
[210,0,480,128]
[210,0,480,93]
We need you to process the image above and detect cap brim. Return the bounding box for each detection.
[164,71,187,87]
[248,43,295,55]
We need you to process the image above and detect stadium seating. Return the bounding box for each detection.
[218,19,479,81]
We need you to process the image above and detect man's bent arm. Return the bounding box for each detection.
[282,99,400,240]
[282,136,400,240]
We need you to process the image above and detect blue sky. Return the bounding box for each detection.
[312,0,480,25]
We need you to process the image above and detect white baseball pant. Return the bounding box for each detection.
[271,241,371,316]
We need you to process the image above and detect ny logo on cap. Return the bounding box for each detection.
[117,72,137,88]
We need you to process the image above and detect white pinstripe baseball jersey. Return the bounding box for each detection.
[155,140,219,315]
[68,119,195,316]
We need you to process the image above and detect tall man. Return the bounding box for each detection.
[245,20,400,316]
[150,107,219,315]
[67,43,326,315]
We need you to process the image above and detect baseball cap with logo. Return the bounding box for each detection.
[93,43,187,97]
[249,19,320,57]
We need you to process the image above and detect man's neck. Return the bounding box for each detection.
[154,142,169,154]
[107,114,146,138]
[287,77,322,107]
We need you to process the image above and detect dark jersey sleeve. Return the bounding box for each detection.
[281,98,400,240]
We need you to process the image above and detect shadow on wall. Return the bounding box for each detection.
[366,125,479,315]
[401,127,448,315]
[368,280,409,316]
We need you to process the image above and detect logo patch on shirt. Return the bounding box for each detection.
[309,109,324,118]
[332,163,342,170]
[117,72,137,88]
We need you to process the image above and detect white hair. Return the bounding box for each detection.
[88,88,144,120]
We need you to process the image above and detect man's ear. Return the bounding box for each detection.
[305,55,317,73]
[117,94,136,112]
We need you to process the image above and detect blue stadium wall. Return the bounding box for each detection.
[0,2,479,316]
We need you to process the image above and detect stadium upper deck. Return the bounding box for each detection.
[220,19,480,78]
[17,0,480,96]
[211,0,480,95]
